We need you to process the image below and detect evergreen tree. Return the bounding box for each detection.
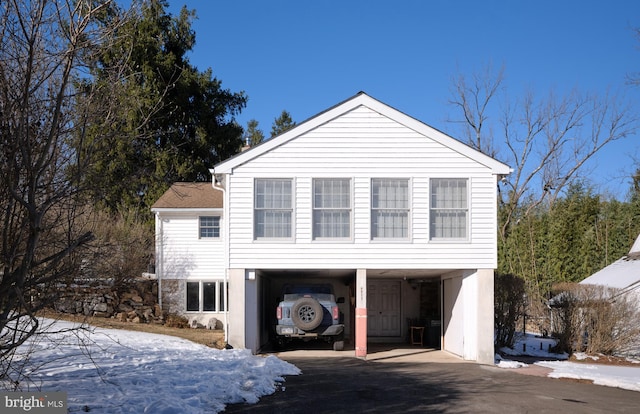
[244,119,265,147]
[270,110,296,137]
[78,0,247,214]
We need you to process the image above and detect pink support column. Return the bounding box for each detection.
[355,307,367,358]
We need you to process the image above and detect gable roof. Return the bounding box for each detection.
[151,182,223,210]
[580,234,640,292]
[213,92,511,175]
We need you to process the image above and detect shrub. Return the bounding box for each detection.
[164,314,189,329]
[495,273,526,348]
[550,283,640,356]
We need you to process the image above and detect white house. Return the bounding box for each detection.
[151,182,227,327]
[152,92,511,364]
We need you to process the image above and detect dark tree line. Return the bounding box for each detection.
[499,179,640,300]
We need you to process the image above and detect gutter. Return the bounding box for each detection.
[155,211,163,310]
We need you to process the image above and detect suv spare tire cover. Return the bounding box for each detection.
[291,297,324,330]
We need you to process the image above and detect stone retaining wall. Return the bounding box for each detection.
[54,280,163,323]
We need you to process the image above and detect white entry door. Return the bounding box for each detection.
[367,280,401,337]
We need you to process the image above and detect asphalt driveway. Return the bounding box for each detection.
[223,346,640,413]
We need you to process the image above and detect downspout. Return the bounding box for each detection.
[211,169,229,346]
[155,212,163,310]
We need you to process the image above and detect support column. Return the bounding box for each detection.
[476,268,495,365]
[227,268,245,349]
[355,269,367,359]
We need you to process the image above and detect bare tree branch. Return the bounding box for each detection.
[448,66,639,246]
[0,0,131,386]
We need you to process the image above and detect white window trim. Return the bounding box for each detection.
[370,177,411,241]
[253,178,295,241]
[429,177,471,242]
[199,216,221,239]
[185,280,228,313]
[312,177,354,241]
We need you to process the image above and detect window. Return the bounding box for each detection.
[430,178,468,239]
[254,179,293,239]
[371,178,409,239]
[199,216,220,238]
[186,280,228,312]
[313,178,351,239]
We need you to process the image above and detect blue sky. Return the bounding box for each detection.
[167,0,640,198]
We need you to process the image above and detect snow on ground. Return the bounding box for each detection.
[536,360,640,391]
[496,332,640,392]
[7,319,300,413]
[6,322,640,413]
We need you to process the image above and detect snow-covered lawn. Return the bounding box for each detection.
[5,322,640,413]
[6,319,299,413]
[496,332,640,392]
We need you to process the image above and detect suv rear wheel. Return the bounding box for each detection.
[291,297,324,330]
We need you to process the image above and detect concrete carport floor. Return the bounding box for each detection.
[223,345,640,414]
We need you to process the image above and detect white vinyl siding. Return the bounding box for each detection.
[313,178,351,239]
[254,178,293,239]
[222,106,501,269]
[154,211,225,280]
[430,178,469,240]
[371,178,409,240]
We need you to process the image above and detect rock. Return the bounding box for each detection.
[191,320,205,329]
[115,312,127,322]
[94,303,108,313]
[119,303,134,313]
[141,292,154,304]
[207,317,221,330]
[131,316,141,323]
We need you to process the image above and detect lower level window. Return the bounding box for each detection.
[186,280,227,312]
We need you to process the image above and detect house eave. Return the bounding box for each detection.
[151,207,224,214]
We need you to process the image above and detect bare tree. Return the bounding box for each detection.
[0,0,129,387]
[449,65,638,243]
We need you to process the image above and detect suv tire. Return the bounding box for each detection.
[291,297,324,330]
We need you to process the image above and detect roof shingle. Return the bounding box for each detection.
[151,182,223,209]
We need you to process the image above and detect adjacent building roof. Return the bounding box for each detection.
[151,182,223,209]
[580,234,640,293]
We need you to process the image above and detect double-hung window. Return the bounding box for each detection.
[313,178,351,239]
[199,216,220,238]
[186,280,228,312]
[371,178,409,240]
[430,178,469,240]
[254,178,293,239]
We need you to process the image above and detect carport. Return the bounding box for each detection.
[226,268,470,359]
